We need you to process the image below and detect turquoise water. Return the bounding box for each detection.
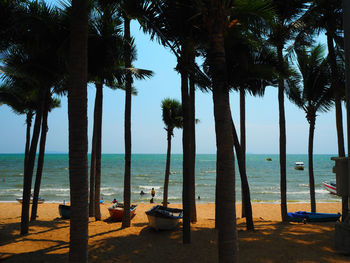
[0,153,340,204]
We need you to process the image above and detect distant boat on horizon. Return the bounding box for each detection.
[295,162,304,170]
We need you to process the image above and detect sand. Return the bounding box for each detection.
[0,202,349,262]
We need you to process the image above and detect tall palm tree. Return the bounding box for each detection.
[300,0,347,219]
[269,0,309,222]
[224,21,277,230]
[198,0,239,260]
[289,44,333,212]
[87,0,123,220]
[161,98,183,207]
[67,0,89,261]
[140,0,207,240]
[3,1,69,234]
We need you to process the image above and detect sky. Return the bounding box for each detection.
[0,2,347,154]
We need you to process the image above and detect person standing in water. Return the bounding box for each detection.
[151,188,155,197]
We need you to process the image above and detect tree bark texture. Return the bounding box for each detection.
[94,82,103,221]
[240,89,246,218]
[122,15,132,228]
[189,76,197,223]
[181,68,191,244]
[208,27,238,262]
[67,0,89,261]
[277,43,288,222]
[21,107,42,235]
[231,118,254,230]
[89,97,97,217]
[31,93,49,221]
[163,129,172,208]
[308,115,316,213]
[24,111,33,171]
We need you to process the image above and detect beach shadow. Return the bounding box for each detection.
[88,226,218,263]
[238,219,349,262]
[0,219,68,247]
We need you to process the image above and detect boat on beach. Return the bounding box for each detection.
[323,181,337,195]
[295,162,304,170]
[146,205,183,231]
[287,211,341,223]
[16,196,45,204]
[108,203,137,221]
[59,204,71,219]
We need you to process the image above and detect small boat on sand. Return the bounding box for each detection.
[108,203,137,221]
[295,162,304,170]
[287,211,341,223]
[16,196,45,204]
[146,205,183,231]
[323,181,337,195]
[59,204,71,219]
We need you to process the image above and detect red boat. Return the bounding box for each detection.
[323,181,337,195]
[108,203,137,221]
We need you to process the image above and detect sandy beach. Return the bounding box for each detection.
[0,202,348,262]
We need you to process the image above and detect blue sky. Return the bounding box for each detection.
[0,3,346,154]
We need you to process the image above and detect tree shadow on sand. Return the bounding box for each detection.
[237,219,349,263]
[2,218,350,263]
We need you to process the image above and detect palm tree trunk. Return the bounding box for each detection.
[122,14,132,228]
[181,68,191,244]
[231,118,254,230]
[89,136,96,217]
[21,108,42,235]
[31,94,49,221]
[94,82,103,221]
[189,75,197,223]
[163,129,172,208]
[67,0,89,261]
[209,29,238,262]
[89,96,97,217]
[240,88,246,218]
[308,116,316,213]
[278,43,288,222]
[326,32,347,220]
[24,111,33,171]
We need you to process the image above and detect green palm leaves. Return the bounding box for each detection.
[289,44,333,116]
[161,98,183,133]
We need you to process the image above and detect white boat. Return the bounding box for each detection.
[16,197,45,204]
[323,181,337,195]
[295,162,304,170]
[146,205,183,231]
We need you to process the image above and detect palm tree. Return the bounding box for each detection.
[224,20,277,230]
[269,0,309,222]
[300,0,347,219]
[139,0,207,240]
[161,98,183,207]
[1,1,69,234]
[67,0,89,261]
[198,0,239,260]
[31,96,61,221]
[87,0,123,220]
[289,44,333,212]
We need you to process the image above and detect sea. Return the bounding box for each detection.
[0,153,341,204]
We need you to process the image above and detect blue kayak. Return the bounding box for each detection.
[287,211,341,223]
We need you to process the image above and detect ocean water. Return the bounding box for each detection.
[0,154,341,204]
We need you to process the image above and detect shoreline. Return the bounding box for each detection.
[1,202,348,262]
